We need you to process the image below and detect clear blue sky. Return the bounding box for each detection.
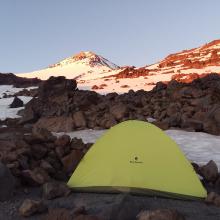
[0,0,220,73]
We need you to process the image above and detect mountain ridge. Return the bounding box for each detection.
[16,39,220,93]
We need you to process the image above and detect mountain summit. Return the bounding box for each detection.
[18,51,120,81]
[49,51,119,70]
[17,39,220,93]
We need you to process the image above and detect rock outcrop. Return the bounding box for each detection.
[9,96,24,108]
[19,74,220,135]
[0,72,41,87]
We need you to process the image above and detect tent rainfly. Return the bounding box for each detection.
[68,120,207,199]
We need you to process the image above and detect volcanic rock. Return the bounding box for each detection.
[17,74,220,135]
[61,149,84,174]
[42,181,71,200]
[73,111,87,128]
[21,168,50,186]
[110,103,128,120]
[200,160,218,182]
[38,76,77,99]
[206,192,220,207]
[9,96,24,108]
[32,127,56,143]
[19,199,47,217]
[0,72,41,87]
[40,160,55,174]
[30,144,48,160]
[55,135,71,147]
[34,116,74,132]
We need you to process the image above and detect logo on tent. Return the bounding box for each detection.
[130,156,143,164]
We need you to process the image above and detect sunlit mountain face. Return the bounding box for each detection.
[17,40,220,94]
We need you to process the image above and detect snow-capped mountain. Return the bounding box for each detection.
[144,39,220,83]
[18,51,120,81]
[17,40,220,93]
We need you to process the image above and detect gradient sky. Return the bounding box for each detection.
[0,0,220,73]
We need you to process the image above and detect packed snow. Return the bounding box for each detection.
[56,129,220,168]
[0,85,33,120]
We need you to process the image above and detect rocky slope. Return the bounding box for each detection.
[16,39,220,93]
[0,73,41,88]
[1,123,220,219]
[2,75,220,219]
[16,74,220,136]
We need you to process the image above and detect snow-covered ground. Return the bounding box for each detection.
[56,129,220,168]
[0,85,33,120]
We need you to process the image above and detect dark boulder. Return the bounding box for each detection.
[9,96,24,108]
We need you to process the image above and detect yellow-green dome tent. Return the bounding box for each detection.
[68,120,206,199]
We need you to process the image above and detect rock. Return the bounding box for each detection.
[0,72,41,87]
[21,168,50,186]
[153,82,167,91]
[40,160,55,174]
[31,144,48,160]
[152,121,169,130]
[110,103,128,120]
[14,73,220,136]
[213,106,220,123]
[42,181,71,200]
[206,192,220,207]
[97,113,117,129]
[55,146,66,159]
[43,208,72,220]
[14,88,38,97]
[181,119,203,132]
[38,76,77,99]
[103,116,117,128]
[3,151,18,163]
[203,120,220,135]
[0,162,16,201]
[61,150,84,174]
[166,103,180,117]
[19,104,37,124]
[19,199,47,217]
[206,191,218,203]
[199,160,218,182]
[32,126,56,142]
[70,138,86,150]
[137,209,185,220]
[34,116,74,132]
[55,135,71,147]
[73,111,87,128]
[167,113,181,127]
[9,96,24,108]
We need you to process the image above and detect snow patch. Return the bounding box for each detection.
[56,129,220,168]
[0,85,34,120]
